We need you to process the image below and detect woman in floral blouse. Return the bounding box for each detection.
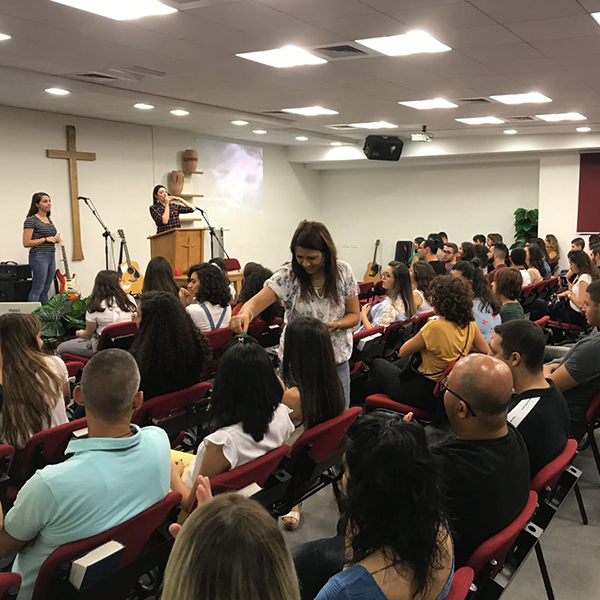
[230,220,360,407]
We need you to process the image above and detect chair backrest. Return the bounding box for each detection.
[247,319,269,339]
[445,567,474,600]
[412,311,435,332]
[465,490,538,577]
[353,326,384,342]
[32,492,181,600]
[224,258,241,271]
[520,283,537,300]
[97,321,138,352]
[534,280,547,294]
[586,389,600,422]
[530,439,577,496]
[0,573,21,600]
[534,316,550,329]
[65,361,85,379]
[0,445,15,482]
[132,382,212,426]
[358,281,373,295]
[205,327,234,353]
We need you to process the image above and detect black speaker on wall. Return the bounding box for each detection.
[363,135,404,161]
[394,241,414,265]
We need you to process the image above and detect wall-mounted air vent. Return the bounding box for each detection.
[311,44,370,61]
[75,67,165,83]
[505,116,538,122]
[455,98,492,105]
[261,110,288,115]
[77,72,119,81]
[327,124,359,131]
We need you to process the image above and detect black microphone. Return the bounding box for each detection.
[77,196,90,200]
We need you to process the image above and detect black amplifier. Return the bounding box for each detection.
[0,263,32,281]
[0,280,32,302]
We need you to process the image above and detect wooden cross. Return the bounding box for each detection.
[47,126,96,261]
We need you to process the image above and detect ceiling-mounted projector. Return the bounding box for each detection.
[411,125,433,142]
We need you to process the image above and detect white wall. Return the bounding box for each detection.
[319,161,540,279]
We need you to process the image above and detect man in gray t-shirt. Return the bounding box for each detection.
[544,281,600,434]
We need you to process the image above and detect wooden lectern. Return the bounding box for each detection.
[148,228,206,274]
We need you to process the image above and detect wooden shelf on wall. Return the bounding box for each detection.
[181,194,204,198]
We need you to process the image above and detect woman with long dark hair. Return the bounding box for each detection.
[179,263,232,332]
[0,314,69,448]
[142,256,180,296]
[23,192,61,305]
[525,243,549,281]
[315,413,454,600]
[451,261,500,343]
[411,261,436,317]
[230,221,360,406]
[360,261,417,331]
[367,276,489,411]
[149,185,196,234]
[456,241,475,262]
[130,292,212,400]
[170,336,294,512]
[57,270,136,358]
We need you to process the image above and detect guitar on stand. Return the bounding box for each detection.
[117,229,144,295]
[55,237,81,300]
[363,239,382,282]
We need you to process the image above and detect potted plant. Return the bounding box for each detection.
[512,208,538,249]
[34,293,89,342]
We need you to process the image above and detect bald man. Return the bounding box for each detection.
[432,354,530,566]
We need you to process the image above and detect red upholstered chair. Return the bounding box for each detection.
[65,361,85,379]
[61,321,138,364]
[273,407,362,515]
[519,283,538,313]
[351,326,385,363]
[534,316,550,329]
[224,258,241,271]
[575,390,600,482]
[0,574,21,600]
[358,281,374,296]
[412,311,435,333]
[365,393,432,423]
[200,327,235,379]
[382,318,413,357]
[465,491,538,578]
[31,492,181,600]
[247,319,269,340]
[445,567,474,600]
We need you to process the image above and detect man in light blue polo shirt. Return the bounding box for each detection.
[0,349,171,600]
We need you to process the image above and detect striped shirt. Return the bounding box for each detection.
[23,216,57,253]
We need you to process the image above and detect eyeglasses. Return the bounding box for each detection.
[439,375,477,417]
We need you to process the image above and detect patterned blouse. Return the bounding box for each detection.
[265,261,359,364]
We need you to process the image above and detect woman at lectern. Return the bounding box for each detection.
[149,185,196,234]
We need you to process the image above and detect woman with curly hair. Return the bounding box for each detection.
[179,263,232,332]
[130,292,212,400]
[367,276,489,411]
[142,256,180,296]
[456,241,475,262]
[411,261,435,317]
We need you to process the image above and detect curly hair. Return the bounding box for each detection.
[343,413,449,599]
[238,266,282,322]
[189,263,232,308]
[428,275,474,328]
[458,242,475,262]
[453,261,500,314]
[129,292,212,400]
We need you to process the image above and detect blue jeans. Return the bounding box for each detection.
[28,252,55,305]
[337,360,350,409]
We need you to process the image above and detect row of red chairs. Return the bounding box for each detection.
[519,277,560,313]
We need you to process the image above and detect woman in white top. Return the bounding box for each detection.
[359,261,417,332]
[230,221,360,406]
[0,313,69,448]
[411,261,436,317]
[57,270,136,358]
[179,263,232,333]
[171,336,294,512]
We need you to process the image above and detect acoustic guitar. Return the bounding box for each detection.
[117,229,144,295]
[55,237,81,300]
[363,239,382,282]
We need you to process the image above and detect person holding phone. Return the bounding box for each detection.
[23,192,61,305]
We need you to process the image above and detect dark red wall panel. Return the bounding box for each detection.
[578,153,600,233]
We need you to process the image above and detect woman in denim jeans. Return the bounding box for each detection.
[23,192,60,305]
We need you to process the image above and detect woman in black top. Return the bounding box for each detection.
[149,185,196,234]
[23,192,61,305]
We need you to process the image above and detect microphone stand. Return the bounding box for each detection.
[80,197,115,271]
[194,206,230,260]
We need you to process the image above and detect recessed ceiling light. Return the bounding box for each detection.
[591,12,600,25]
[253,130,267,135]
[576,127,591,132]
[490,92,552,105]
[503,129,518,135]
[45,88,70,96]
[456,117,505,125]
[170,109,189,116]
[0,33,11,41]
[295,136,309,141]
[399,98,457,110]
[236,46,326,68]
[282,106,338,116]
[350,121,398,129]
[134,103,154,110]
[49,0,177,21]
[231,120,249,126]
[330,142,344,146]
[536,112,587,122]
[355,30,451,57]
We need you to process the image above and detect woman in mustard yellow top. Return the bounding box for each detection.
[366,276,489,412]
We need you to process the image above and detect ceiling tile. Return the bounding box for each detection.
[314,13,406,38]
[470,0,587,23]
[492,57,564,76]
[505,15,600,42]
[243,21,342,48]
[531,36,600,58]
[441,75,526,95]
[435,25,522,49]
[388,3,496,31]
[578,0,600,11]
[254,0,375,23]
[360,0,466,11]
[460,43,545,65]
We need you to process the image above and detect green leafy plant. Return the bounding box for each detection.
[512,208,539,249]
[34,293,90,341]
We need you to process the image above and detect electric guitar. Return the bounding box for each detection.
[117,229,144,295]
[363,239,382,282]
[55,237,81,300]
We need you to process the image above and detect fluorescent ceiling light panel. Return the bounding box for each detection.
[592,13,600,25]
[236,46,326,68]
[134,103,154,109]
[576,127,591,132]
[456,116,505,125]
[503,129,518,135]
[330,142,343,146]
[0,33,11,41]
[536,112,586,122]
[50,0,177,21]
[45,88,70,95]
[350,121,398,129]
[490,92,551,105]
[253,130,267,134]
[231,120,249,126]
[356,30,451,57]
[399,98,457,110]
[295,136,309,141]
[170,109,189,116]
[281,106,338,116]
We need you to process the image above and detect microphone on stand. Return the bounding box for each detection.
[77,196,90,200]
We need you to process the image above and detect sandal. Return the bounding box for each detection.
[282,510,301,531]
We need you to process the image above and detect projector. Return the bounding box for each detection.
[411,125,433,142]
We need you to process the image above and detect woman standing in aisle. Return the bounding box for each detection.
[230,221,360,406]
[23,192,61,305]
